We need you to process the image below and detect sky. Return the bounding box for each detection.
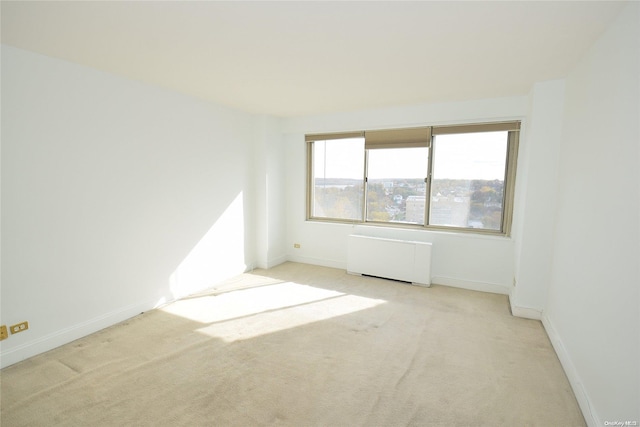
[314,131,508,181]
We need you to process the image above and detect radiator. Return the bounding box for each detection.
[347,235,432,286]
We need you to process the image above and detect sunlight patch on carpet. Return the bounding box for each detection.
[160,281,386,341]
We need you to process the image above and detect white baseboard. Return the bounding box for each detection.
[431,275,510,295]
[265,255,288,269]
[287,254,346,270]
[542,314,600,427]
[508,298,543,320]
[0,300,155,369]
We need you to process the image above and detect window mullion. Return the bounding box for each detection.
[501,131,519,235]
[424,135,435,227]
[362,150,369,222]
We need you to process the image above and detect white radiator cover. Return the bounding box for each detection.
[347,235,432,286]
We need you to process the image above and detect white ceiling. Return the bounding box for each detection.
[1,1,627,117]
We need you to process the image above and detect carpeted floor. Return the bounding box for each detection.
[1,262,585,426]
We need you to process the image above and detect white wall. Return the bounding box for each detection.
[254,115,287,269]
[0,46,259,367]
[510,79,565,318]
[543,3,639,424]
[282,97,528,294]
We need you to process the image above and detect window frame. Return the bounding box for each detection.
[306,121,520,236]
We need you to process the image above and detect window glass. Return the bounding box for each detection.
[429,131,508,231]
[312,138,364,220]
[307,123,518,235]
[366,147,428,224]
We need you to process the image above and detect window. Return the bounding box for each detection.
[306,121,520,235]
[366,147,429,224]
[430,131,508,231]
[309,134,364,221]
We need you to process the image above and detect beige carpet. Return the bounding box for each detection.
[1,262,584,426]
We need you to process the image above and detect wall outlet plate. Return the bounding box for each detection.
[0,325,8,340]
[10,321,29,334]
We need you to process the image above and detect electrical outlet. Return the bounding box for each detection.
[293,243,301,249]
[0,325,8,340]
[10,321,29,335]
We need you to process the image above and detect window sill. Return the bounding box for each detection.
[306,218,512,240]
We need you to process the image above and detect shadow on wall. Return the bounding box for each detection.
[167,191,251,302]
